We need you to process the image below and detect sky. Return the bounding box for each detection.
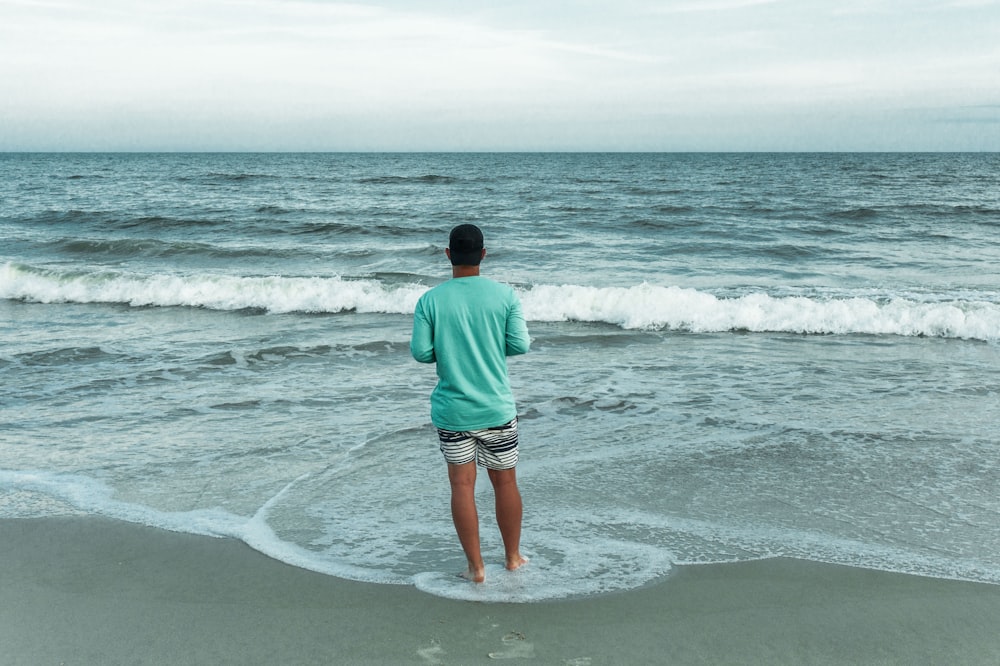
[1,0,998,151]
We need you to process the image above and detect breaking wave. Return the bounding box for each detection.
[3,262,998,340]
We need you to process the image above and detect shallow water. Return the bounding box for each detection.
[2,153,999,600]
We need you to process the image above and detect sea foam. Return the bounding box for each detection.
[521,283,1000,340]
[0,262,426,315]
[0,469,409,585]
[3,263,998,340]
[5,468,995,603]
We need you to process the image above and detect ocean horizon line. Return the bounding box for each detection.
[3,149,999,155]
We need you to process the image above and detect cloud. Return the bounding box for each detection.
[932,105,1000,123]
[655,0,781,13]
[1,1,578,111]
[938,0,999,6]
[1,0,998,150]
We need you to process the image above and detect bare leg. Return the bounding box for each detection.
[487,467,528,571]
[447,462,485,583]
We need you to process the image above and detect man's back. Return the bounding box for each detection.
[411,276,530,431]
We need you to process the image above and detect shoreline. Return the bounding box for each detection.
[3,516,1000,665]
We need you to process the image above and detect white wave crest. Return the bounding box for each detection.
[0,262,425,315]
[521,283,1000,340]
[4,263,998,340]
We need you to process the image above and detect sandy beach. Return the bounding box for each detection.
[2,517,999,665]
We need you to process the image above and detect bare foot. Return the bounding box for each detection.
[505,554,529,572]
[458,564,486,583]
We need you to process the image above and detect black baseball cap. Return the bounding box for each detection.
[448,224,484,266]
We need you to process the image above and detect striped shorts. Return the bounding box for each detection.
[436,418,519,470]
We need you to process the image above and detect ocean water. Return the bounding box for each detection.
[2,152,999,602]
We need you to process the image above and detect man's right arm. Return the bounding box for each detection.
[410,302,436,364]
[505,297,530,357]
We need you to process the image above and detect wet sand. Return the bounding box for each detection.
[3,517,999,665]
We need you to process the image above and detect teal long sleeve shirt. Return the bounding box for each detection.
[410,276,530,431]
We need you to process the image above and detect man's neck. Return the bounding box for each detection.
[452,265,481,278]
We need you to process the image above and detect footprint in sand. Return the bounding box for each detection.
[487,631,535,660]
[417,640,446,664]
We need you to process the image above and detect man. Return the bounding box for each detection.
[410,224,531,583]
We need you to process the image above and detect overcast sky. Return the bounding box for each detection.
[1,0,998,151]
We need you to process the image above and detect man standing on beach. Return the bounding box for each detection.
[410,224,530,583]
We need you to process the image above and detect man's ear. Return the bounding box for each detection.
[445,248,452,261]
